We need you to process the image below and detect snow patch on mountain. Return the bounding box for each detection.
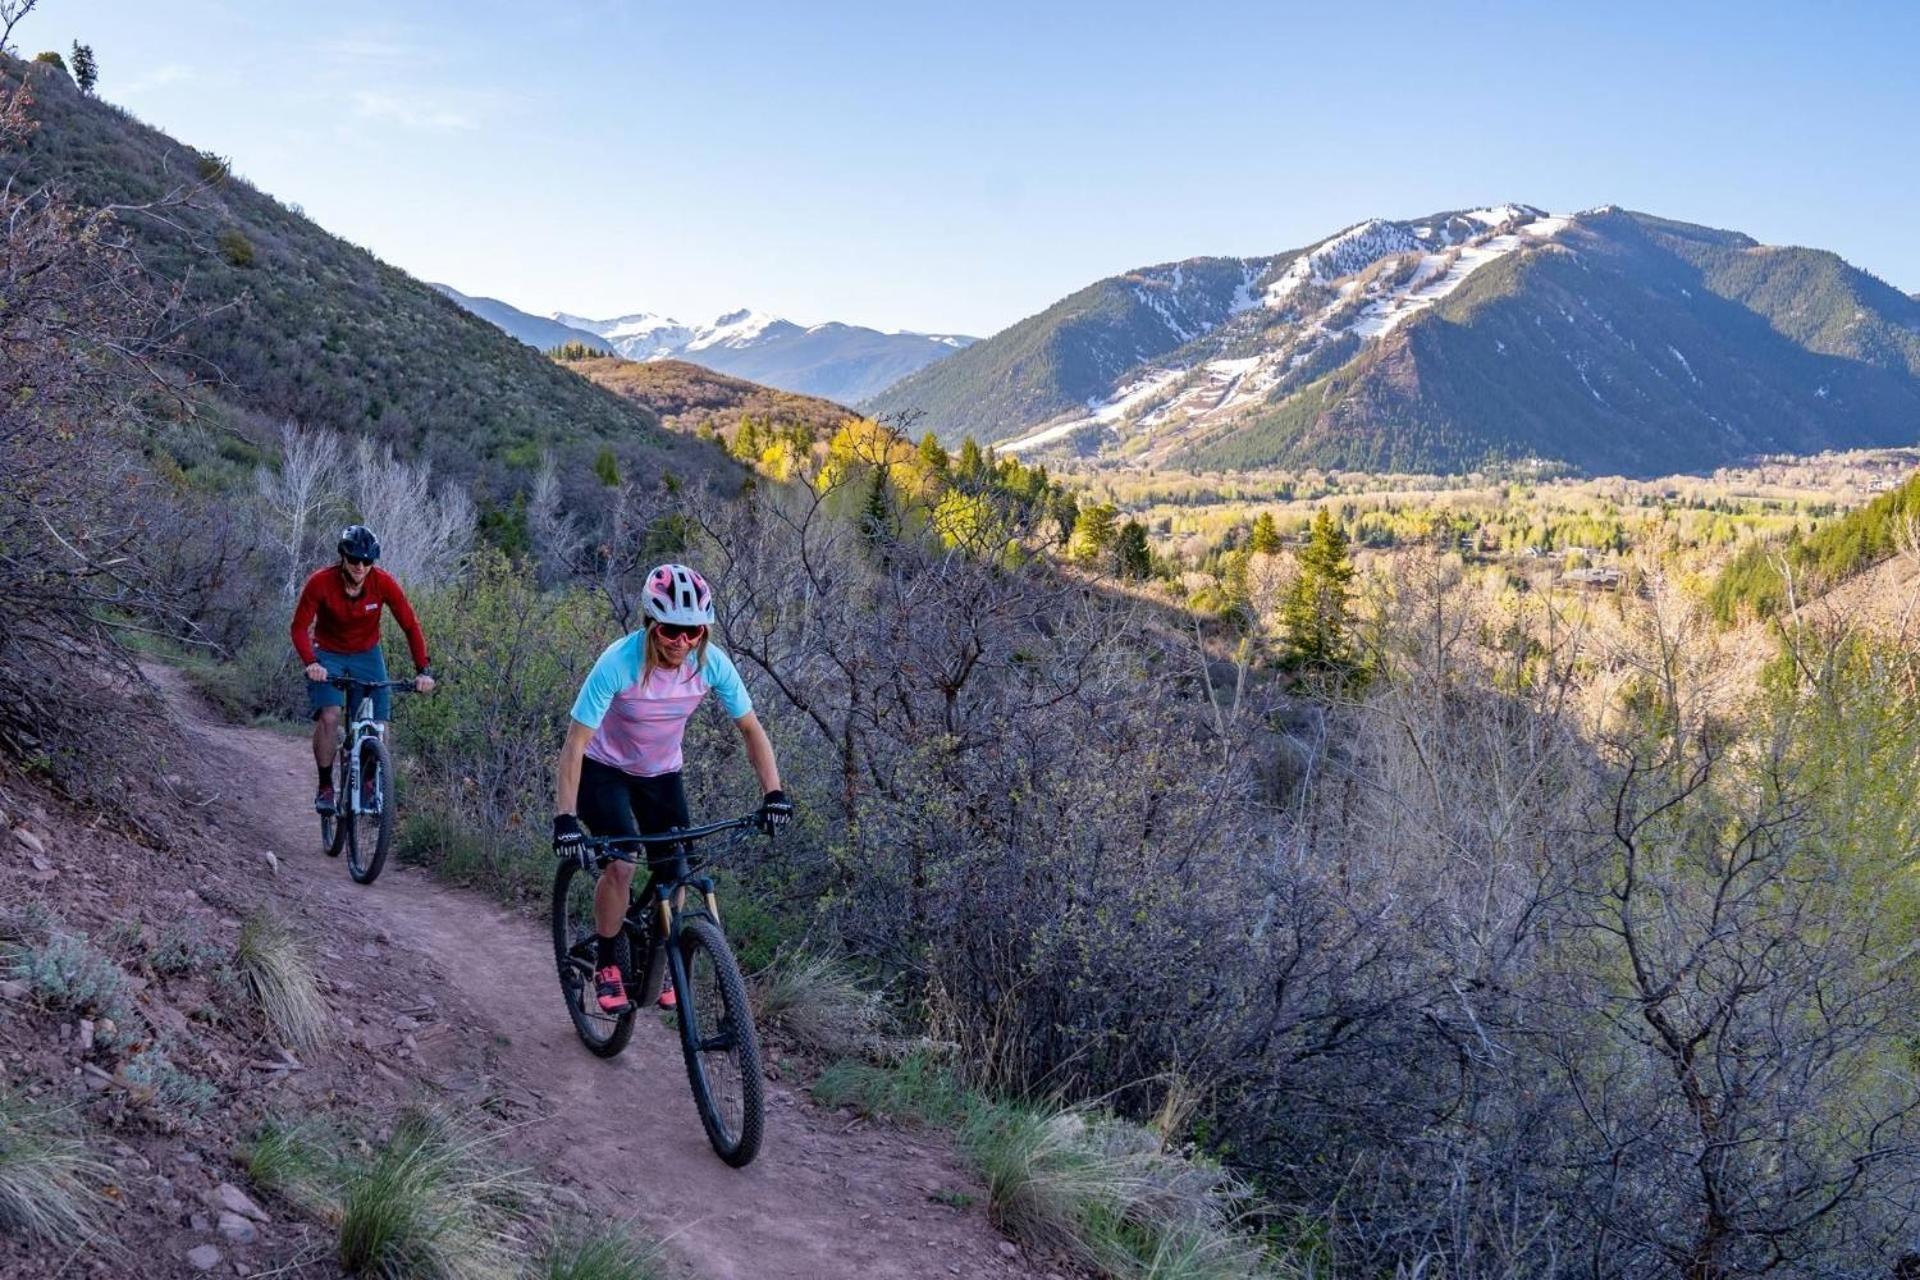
[1015,209,1576,454]
[1265,219,1423,306]
[687,309,783,352]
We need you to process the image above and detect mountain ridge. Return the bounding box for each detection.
[0,55,700,493]
[445,291,974,404]
[865,205,1920,476]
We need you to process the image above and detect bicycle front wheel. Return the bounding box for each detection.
[550,857,636,1058]
[346,737,395,884]
[675,914,764,1167]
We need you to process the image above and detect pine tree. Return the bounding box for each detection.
[69,41,95,94]
[1116,519,1151,579]
[1050,491,1079,548]
[733,418,762,463]
[860,465,893,546]
[917,432,949,477]
[1278,508,1356,671]
[1068,502,1118,565]
[955,436,985,484]
[592,446,621,487]
[1249,511,1283,554]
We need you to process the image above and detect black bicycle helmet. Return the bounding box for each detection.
[337,524,381,562]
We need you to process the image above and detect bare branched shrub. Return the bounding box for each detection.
[0,69,226,805]
[347,437,474,589]
[528,449,584,589]
[696,474,1920,1276]
[255,420,344,602]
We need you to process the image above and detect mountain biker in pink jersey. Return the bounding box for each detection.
[291,524,436,815]
[552,563,791,1012]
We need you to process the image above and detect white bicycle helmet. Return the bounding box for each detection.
[642,563,715,626]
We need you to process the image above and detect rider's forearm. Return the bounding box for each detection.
[555,722,591,814]
[740,717,782,794]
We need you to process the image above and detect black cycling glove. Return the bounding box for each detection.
[553,813,584,851]
[758,789,793,832]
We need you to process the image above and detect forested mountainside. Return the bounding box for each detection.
[868,204,1920,475]
[3,58,700,492]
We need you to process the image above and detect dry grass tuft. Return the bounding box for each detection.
[0,1092,110,1246]
[753,949,891,1060]
[235,913,331,1053]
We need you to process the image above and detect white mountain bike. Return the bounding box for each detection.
[318,675,417,884]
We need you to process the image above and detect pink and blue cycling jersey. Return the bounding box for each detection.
[569,635,753,777]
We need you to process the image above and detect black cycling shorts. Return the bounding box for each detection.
[577,756,691,873]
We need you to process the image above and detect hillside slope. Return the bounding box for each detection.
[3,58,693,488]
[431,284,614,355]
[870,204,1920,476]
[565,354,858,436]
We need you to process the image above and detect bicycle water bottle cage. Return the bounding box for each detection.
[357,696,375,721]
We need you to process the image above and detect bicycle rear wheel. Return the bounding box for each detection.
[345,737,395,884]
[674,914,764,1167]
[550,857,636,1058]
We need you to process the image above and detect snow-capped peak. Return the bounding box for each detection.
[686,309,784,352]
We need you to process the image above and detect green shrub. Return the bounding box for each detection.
[121,1043,219,1121]
[32,51,68,74]
[250,1108,528,1279]
[218,228,256,267]
[2,926,137,1037]
[541,1224,664,1280]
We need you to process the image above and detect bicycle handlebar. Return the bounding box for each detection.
[322,676,426,691]
[577,814,762,862]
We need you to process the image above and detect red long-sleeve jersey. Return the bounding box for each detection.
[290,566,430,669]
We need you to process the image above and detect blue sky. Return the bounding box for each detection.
[37,0,1920,336]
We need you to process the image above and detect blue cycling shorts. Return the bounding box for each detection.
[306,647,391,720]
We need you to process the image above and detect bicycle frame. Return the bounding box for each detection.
[575,818,758,1022]
[326,676,413,818]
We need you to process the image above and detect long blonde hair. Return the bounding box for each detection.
[640,621,711,688]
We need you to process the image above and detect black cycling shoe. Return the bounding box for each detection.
[314,785,336,815]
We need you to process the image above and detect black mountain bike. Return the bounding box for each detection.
[318,676,418,885]
[551,817,768,1167]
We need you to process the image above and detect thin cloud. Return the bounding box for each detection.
[350,89,478,132]
[119,64,194,96]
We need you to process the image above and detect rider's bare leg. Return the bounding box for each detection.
[594,859,635,941]
[312,706,341,772]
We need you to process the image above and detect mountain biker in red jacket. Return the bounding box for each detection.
[291,525,436,814]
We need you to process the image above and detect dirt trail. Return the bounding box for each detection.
[153,668,1051,1280]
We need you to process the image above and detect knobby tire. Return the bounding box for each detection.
[346,736,395,884]
[550,857,636,1058]
[675,913,764,1167]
